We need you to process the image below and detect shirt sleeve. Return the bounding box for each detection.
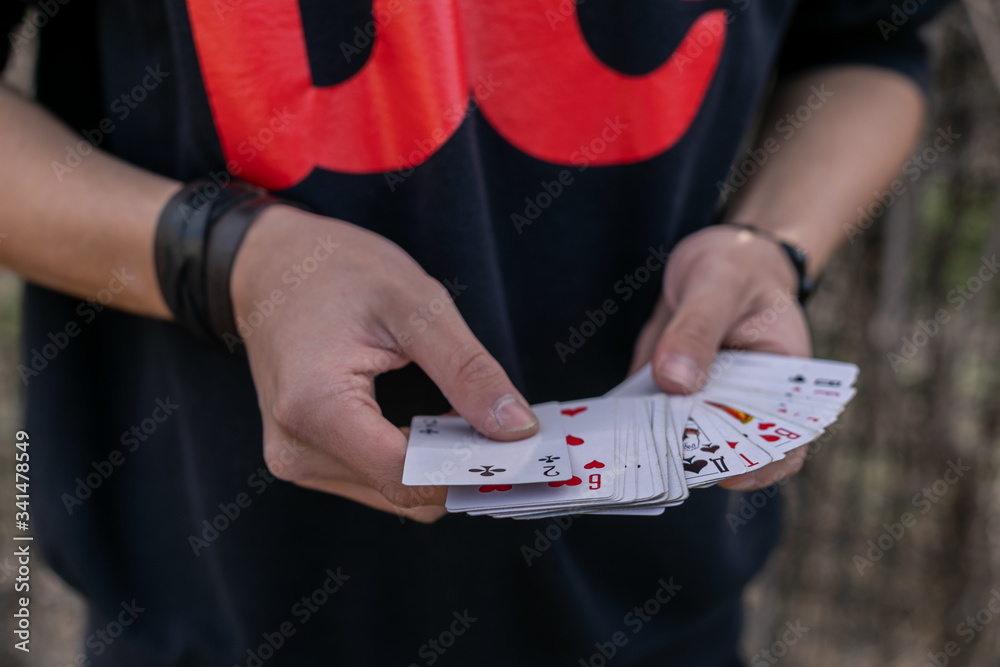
[776,0,955,91]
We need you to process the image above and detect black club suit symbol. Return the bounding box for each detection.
[469,465,507,477]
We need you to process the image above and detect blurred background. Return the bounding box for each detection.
[1,1,999,665]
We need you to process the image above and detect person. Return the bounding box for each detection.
[0,0,948,664]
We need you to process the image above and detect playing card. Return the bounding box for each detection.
[711,353,858,401]
[701,385,843,429]
[403,402,571,486]
[446,398,624,513]
[677,408,763,486]
[443,352,857,518]
[697,395,822,454]
[659,396,690,502]
[696,406,779,475]
[587,507,667,516]
[716,350,859,386]
[604,363,659,398]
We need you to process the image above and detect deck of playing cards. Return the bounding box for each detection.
[401,352,858,519]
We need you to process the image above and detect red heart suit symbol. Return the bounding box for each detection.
[761,435,780,442]
[758,423,776,431]
[561,407,587,417]
[726,441,739,450]
[478,485,512,493]
[566,435,584,446]
[548,476,582,487]
[583,460,605,469]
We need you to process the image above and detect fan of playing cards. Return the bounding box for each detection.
[402,352,858,519]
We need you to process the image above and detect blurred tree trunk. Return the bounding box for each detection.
[742,3,1000,665]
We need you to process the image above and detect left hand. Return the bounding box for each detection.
[629,225,813,491]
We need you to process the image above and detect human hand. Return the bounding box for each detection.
[628,225,812,491]
[230,206,539,522]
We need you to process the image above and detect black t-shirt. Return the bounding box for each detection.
[12,1,945,664]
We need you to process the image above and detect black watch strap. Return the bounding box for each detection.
[716,222,815,306]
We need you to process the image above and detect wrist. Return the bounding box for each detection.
[229,204,305,324]
[154,179,293,349]
[710,222,814,305]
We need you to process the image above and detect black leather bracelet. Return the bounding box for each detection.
[715,222,815,306]
[205,195,279,351]
[155,179,283,348]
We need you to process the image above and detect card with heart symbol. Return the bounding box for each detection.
[401,352,858,518]
[402,402,572,486]
[449,398,626,515]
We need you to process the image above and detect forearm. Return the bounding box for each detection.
[0,84,178,318]
[724,66,927,275]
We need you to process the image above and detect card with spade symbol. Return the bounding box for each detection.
[711,353,858,402]
[698,397,822,455]
[683,406,777,487]
[402,402,571,486]
[409,352,858,518]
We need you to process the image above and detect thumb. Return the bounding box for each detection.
[652,279,750,394]
[402,306,539,441]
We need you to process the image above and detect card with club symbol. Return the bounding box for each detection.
[403,352,858,518]
[402,402,572,486]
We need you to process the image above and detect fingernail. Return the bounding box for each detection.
[657,354,702,390]
[492,394,538,433]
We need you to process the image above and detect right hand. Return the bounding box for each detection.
[230,206,539,522]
